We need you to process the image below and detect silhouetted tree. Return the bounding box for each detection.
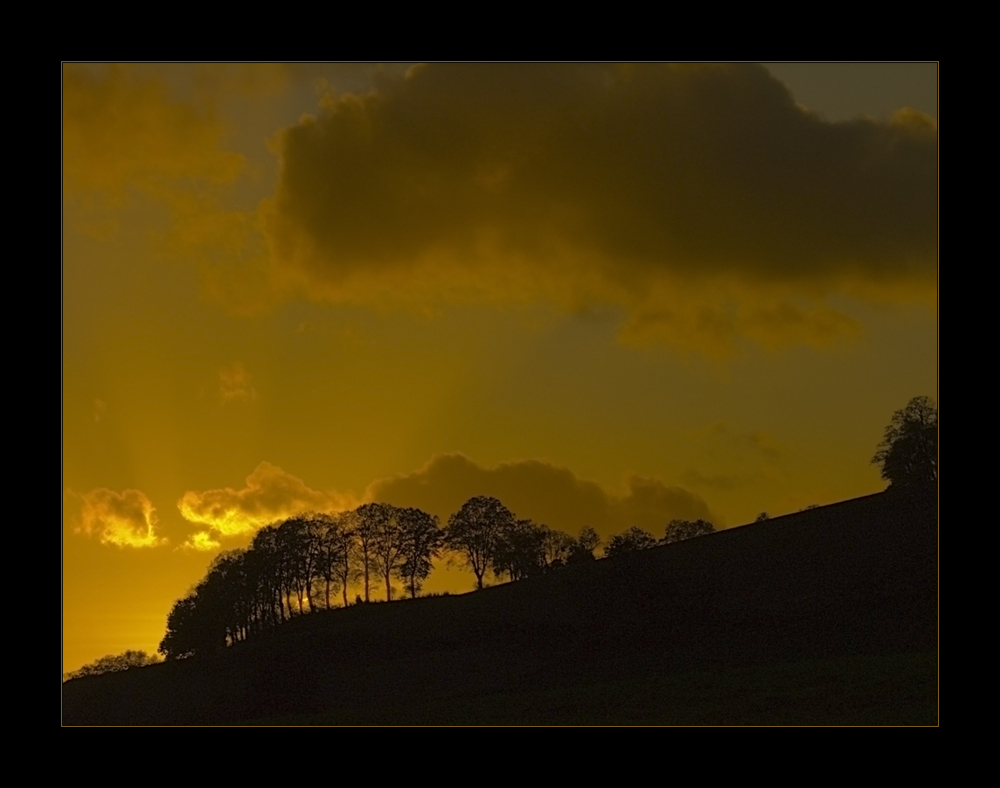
[493,518,546,581]
[603,527,657,557]
[160,592,209,659]
[490,520,591,580]
[329,510,361,607]
[446,496,516,589]
[872,396,938,496]
[566,526,601,564]
[274,528,298,617]
[370,503,408,601]
[662,519,716,544]
[356,503,392,602]
[540,526,577,570]
[249,525,286,625]
[212,550,255,642]
[304,511,353,609]
[755,512,769,522]
[279,517,322,614]
[395,507,443,598]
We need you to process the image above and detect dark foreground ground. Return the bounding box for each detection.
[63,491,937,725]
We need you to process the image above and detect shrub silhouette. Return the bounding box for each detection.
[662,519,716,544]
[65,650,160,681]
[604,527,657,557]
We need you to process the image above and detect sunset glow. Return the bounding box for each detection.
[62,63,937,675]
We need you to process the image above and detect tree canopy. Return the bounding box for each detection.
[445,496,516,589]
[872,396,938,495]
[396,507,443,598]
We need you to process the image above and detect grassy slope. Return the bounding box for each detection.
[63,491,937,725]
[248,651,937,726]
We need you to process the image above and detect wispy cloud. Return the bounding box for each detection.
[181,531,222,551]
[62,64,245,224]
[218,361,256,403]
[704,421,785,463]
[66,488,167,548]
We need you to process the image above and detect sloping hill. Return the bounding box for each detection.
[62,491,936,724]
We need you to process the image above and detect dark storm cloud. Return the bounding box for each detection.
[266,63,936,308]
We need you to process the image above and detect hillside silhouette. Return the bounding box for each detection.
[63,490,936,725]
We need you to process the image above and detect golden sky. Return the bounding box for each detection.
[62,63,937,673]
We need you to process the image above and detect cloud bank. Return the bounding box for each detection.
[176,453,713,546]
[64,64,935,354]
[62,65,245,218]
[366,453,714,537]
[259,63,935,353]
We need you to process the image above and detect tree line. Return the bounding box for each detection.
[63,650,161,682]
[155,393,937,662]
[80,396,933,671]
[160,503,440,659]
[157,495,722,660]
[603,519,716,557]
